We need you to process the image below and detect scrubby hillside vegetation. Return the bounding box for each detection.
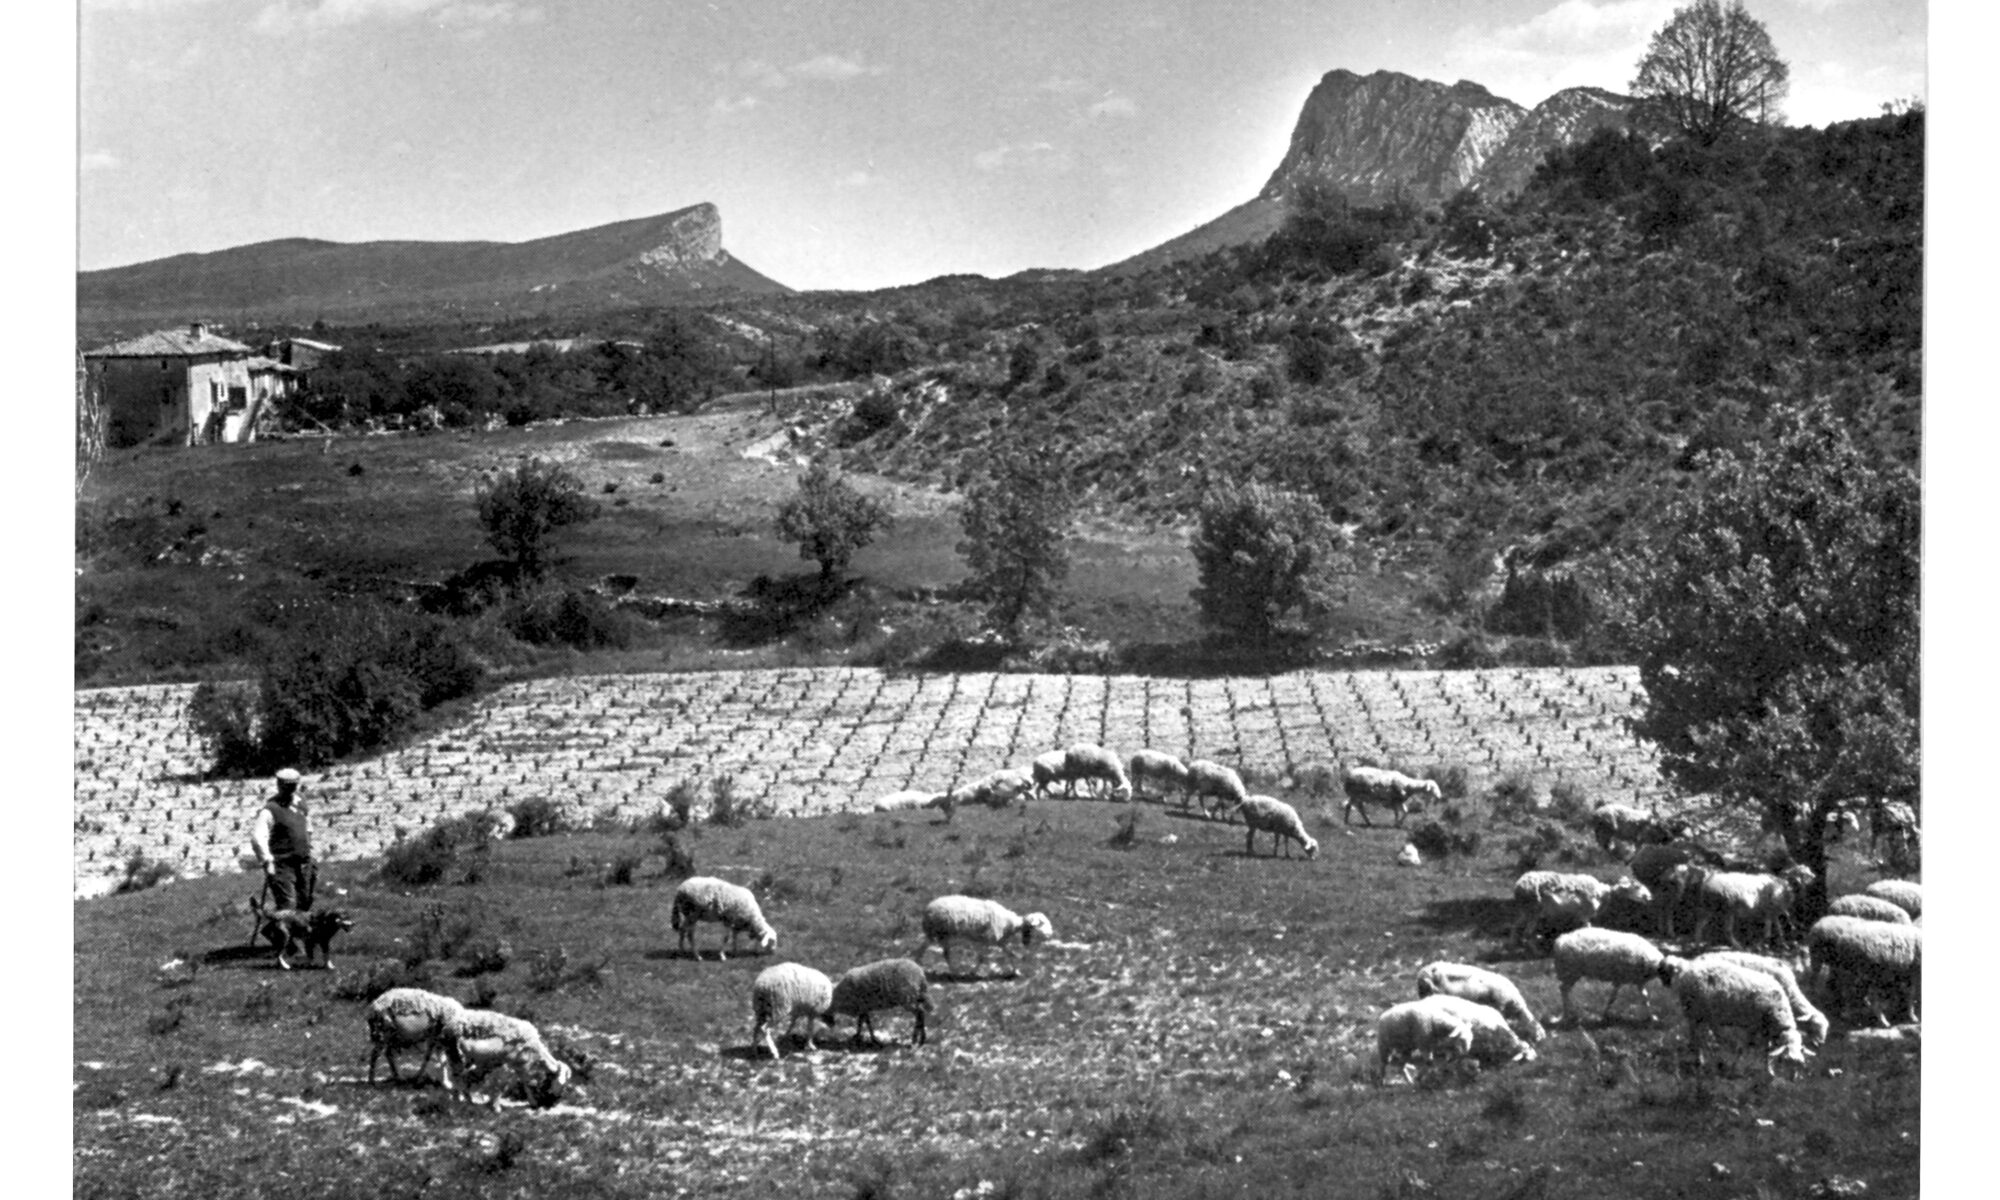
[76,110,1921,705]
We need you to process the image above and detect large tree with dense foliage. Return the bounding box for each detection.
[1631,399,1918,911]
[1189,482,1349,642]
[956,444,1075,639]
[776,458,892,583]
[1630,0,1789,145]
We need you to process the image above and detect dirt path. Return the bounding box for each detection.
[73,665,1663,899]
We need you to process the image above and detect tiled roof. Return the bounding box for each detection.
[83,328,254,358]
[244,356,298,373]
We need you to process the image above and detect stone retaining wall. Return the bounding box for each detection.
[72,665,1665,899]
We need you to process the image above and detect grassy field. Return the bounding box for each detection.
[75,789,1919,1200]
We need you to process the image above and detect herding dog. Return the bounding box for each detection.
[249,894,355,970]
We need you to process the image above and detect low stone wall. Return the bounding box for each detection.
[72,665,1664,899]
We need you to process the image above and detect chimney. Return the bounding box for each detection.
[189,322,206,339]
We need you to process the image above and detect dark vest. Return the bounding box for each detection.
[265,799,312,862]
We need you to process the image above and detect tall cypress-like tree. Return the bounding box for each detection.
[956,445,1074,639]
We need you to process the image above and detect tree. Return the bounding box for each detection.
[1189,482,1349,642]
[956,445,1075,640]
[775,459,892,584]
[1630,399,1918,915]
[1630,0,1788,146]
[475,457,600,579]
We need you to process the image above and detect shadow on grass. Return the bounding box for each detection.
[1411,895,1523,947]
[200,944,281,968]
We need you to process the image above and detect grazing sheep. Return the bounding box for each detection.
[828,958,935,1047]
[1061,743,1133,800]
[1690,865,1817,948]
[671,876,778,961]
[942,768,1035,817]
[872,789,946,814]
[1629,842,1723,937]
[1552,927,1669,1025]
[1415,962,1546,1044]
[1030,750,1071,799]
[1184,759,1250,819]
[1341,766,1441,828]
[1418,994,1540,1068]
[918,895,1053,978]
[366,987,466,1084]
[1232,795,1318,860]
[441,1009,571,1109]
[748,963,835,1059]
[1128,749,1193,804]
[1589,803,1686,856]
[1510,872,1654,950]
[1862,878,1921,920]
[1806,916,1921,1026]
[1697,950,1830,1048]
[1373,997,1477,1084]
[1659,956,1812,1076]
[1824,894,1914,925]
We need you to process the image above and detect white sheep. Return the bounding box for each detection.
[1231,795,1318,860]
[1128,749,1193,804]
[1414,962,1546,1044]
[917,895,1054,978]
[1061,743,1132,800]
[1806,916,1921,1026]
[1659,956,1812,1076]
[1183,759,1250,819]
[1824,894,1914,925]
[1588,803,1685,856]
[748,962,835,1059]
[1510,871,1654,950]
[440,1009,572,1109]
[940,767,1035,817]
[1341,766,1441,828]
[1417,993,1540,1068]
[1696,950,1830,1048]
[671,875,778,961]
[1029,750,1071,799]
[1551,927,1669,1025]
[828,957,935,1047]
[1373,996,1477,1084]
[366,987,466,1084]
[1862,878,1921,919]
[1690,865,1816,948]
[872,789,946,813]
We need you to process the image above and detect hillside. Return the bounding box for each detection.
[77,203,791,334]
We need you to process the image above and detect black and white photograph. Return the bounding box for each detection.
[64,1,1959,1195]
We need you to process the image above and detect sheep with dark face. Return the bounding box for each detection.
[828,958,935,1047]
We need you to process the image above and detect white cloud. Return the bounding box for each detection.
[836,170,876,189]
[1448,0,1678,100]
[789,53,882,82]
[1087,94,1137,119]
[253,0,542,35]
[711,95,759,116]
[974,141,1072,173]
[79,151,121,172]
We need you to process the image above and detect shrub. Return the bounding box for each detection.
[1190,481,1350,642]
[526,946,571,993]
[113,851,176,895]
[331,957,435,1003]
[775,459,892,583]
[507,796,580,839]
[505,587,634,650]
[658,833,697,881]
[475,457,600,579]
[380,820,481,887]
[1487,568,1596,640]
[601,849,646,887]
[184,682,262,777]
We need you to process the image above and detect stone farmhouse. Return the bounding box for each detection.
[83,322,299,447]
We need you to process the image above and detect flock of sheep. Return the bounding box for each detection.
[355,742,1920,1107]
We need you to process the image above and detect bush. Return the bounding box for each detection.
[775,459,892,583]
[475,457,600,579]
[505,587,634,650]
[332,957,435,1003]
[1190,481,1349,642]
[185,682,262,777]
[380,817,494,888]
[508,796,581,839]
[113,851,176,895]
[1487,568,1595,640]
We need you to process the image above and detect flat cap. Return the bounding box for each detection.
[274,768,302,785]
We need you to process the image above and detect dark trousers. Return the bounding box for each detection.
[267,859,317,911]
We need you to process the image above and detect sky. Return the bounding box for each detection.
[75,0,1927,291]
